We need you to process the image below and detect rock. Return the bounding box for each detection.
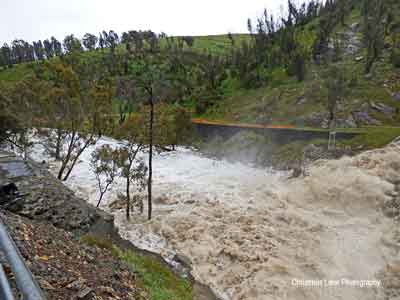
[98,286,116,296]
[302,112,329,128]
[350,22,360,31]
[370,101,395,116]
[173,253,192,269]
[67,279,85,290]
[332,115,358,128]
[393,93,400,102]
[352,111,382,126]
[76,286,94,299]
[344,115,358,128]
[296,96,307,105]
[365,73,373,80]
[39,279,55,290]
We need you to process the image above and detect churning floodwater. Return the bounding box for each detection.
[32,137,400,300]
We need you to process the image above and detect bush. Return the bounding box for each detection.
[391,48,400,68]
[288,50,307,82]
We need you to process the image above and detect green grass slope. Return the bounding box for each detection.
[200,10,400,130]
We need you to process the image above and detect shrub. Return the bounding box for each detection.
[391,48,400,68]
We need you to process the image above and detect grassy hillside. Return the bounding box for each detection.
[0,34,250,84]
[1,3,400,153]
[170,34,250,54]
[199,10,400,129]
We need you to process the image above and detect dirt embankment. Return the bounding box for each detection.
[0,151,145,299]
[1,210,145,300]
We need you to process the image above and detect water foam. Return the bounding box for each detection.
[31,138,400,300]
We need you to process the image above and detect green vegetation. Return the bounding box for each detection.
[343,126,400,149]
[81,235,193,300]
[161,34,250,54]
[0,63,33,83]
[1,0,400,169]
[118,250,192,300]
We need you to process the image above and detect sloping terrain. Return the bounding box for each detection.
[202,11,400,129]
[1,210,145,300]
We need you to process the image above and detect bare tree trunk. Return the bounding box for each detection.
[97,193,105,208]
[55,128,63,161]
[126,177,130,220]
[62,137,93,181]
[147,92,154,220]
[58,131,76,180]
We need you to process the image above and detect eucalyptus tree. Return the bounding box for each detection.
[0,44,12,67]
[43,39,54,58]
[38,61,113,181]
[51,37,63,56]
[362,0,387,74]
[82,33,98,51]
[126,52,175,220]
[33,41,45,60]
[11,39,34,63]
[63,34,83,54]
[90,144,120,207]
[115,116,148,219]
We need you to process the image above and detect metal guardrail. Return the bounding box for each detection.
[0,218,46,300]
[0,264,14,300]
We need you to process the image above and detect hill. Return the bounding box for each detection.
[1,0,400,155]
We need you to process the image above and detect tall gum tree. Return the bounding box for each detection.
[38,61,112,181]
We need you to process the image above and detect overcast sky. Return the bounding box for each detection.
[1,0,298,43]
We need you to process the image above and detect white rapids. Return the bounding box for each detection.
[31,137,400,300]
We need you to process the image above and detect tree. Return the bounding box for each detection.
[33,40,45,60]
[105,30,119,53]
[0,44,12,68]
[200,52,226,92]
[171,105,193,149]
[115,77,136,124]
[51,37,63,56]
[0,90,22,145]
[127,55,172,220]
[38,61,112,181]
[337,0,347,26]
[182,36,195,48]
[289,48,307,82]
[313,16,335,63]
[227,32,235,46]
[11,39,34,63]
[325,65,346,149]
[90,144,119,207]
[115,116,148,220]
[0,77,42,158]
[363,0,386,74]
[43,39,54,58]
[82,33,98,51]
[63,34,83,53]
[98,33,105,51]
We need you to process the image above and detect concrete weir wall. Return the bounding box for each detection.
[193,122,360,145]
